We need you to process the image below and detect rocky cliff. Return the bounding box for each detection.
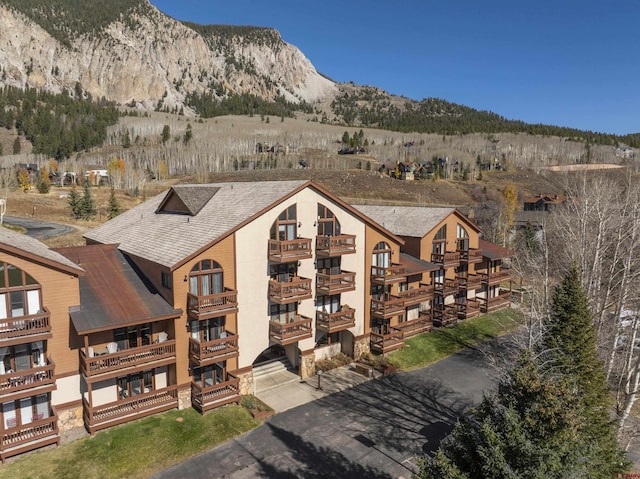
[0,0,337,111]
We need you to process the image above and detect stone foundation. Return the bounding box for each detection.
[177,387,191,410]
[237,368,254,396]
[353,334,370,359]
[299,352,315,379]
[57,405,84,433]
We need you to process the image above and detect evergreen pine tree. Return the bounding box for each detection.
[418,356,588,478]
[540,266,629,477]
[107,185,120,219]
[67,184,81,218]
[80,181,97,220]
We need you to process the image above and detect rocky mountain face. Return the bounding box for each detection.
[0,1,337,111]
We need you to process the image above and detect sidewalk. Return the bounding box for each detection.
[256,363,379,413]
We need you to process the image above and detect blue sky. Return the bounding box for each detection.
[149,1,639,135]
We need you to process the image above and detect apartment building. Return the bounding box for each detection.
[0,179,512,461]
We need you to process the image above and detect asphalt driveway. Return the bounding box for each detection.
[153,339,511,479]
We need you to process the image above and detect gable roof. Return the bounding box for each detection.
[479,239,513,260]
[156,185,220,216]
[0,227,84,275]
[352,205,479,238]
[55,244,181,334]
[85,180,404,271]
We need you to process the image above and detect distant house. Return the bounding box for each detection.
[378,161,418,180]
[85,169,109,186]
[523,194,567,211]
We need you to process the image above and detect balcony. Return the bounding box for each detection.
[431,252,461,268]
[269,316,313,345]
[268,238,312,263]
[371,265,406,285]
[432,305,457,328]
[187,288,238,319]
[459,248,483,264]
[456,299,482,320]
[315,271,356,295]
[371,296,405,319]
[315,234,356,257]
[457,273,483,290]
[393,312,433,339]
[189,333,239,365]
[0,308,51,341]
[482,291,512,313]
[397,284,434,306]
[1,406,59,463]
[269,276,313,304]
[191,374,240,413]
[80,340,176,380]
[434,280,459,296]
[83,385,178,434]
[316,307,356,333]
[482,270,512,286]
[370,331,404,354]
[0,359,55,397]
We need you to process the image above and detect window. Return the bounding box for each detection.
[316,257,340,275]
[2,394,50,428]
[456,224,469,252]
[432,225,447,255]
[161,272,172,289]
[0,342,45,373]
[316,295,340,313]
[189,260,223,296]
[114,323,152,350]
[190,317,225,342]
[317,204,341,236]
[193,362,225,387]
[118,371,153,399]
[0,261,41,319]
[270,263,297,282]
[270,303,297,323]
[372,242,391,268]
[270,205,297,241]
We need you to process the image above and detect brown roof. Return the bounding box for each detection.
[55,244,181,334]
[399,253,439,275]
[523,194,567,205]
[479,239,513,260]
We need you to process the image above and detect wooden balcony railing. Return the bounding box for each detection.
[457,274,483,289]
[459,248,483,263]
[1,407,59,463]
[269,316,313,345]
[269,276,313,304]
[397,284,435,306]
[370,331,404,354]
[371,296,405,319]
[434,280,459,296]
[315,234,356,257]
[191,374,240,413]
[431,252,461,268]
[482,270,512,286]
[0,359,55,396]
[83,385,178,434]
[455,299,482,320]
[393,314,433,339]
[268,238,313,262]
[187,289,238,318]
[482,291,513,313]
[188,333,239,364]
[0,308,51,341]
[80,340,176,378]
[371,265,406,284]
[316,308,356,333]
[315,271,356,295]
[432,305,458,327]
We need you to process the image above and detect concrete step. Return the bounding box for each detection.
[252,357,293,379]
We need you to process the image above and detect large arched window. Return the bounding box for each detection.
[317,204,341,237]
[270,205,297,241]
[189,260,224,296]
[372,242,392,268]
[432,225,447,255]
[456,224,469,251]
[0,262,41,319]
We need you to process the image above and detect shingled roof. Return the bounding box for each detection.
[55,244,181,334]
[352,205,460,238]
[0,227,83,274]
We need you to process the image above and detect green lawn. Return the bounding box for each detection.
[389,308,523,371]
[0,405,261,479]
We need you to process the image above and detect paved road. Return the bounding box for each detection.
[153,340,512,479]
[2,215,75,240]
